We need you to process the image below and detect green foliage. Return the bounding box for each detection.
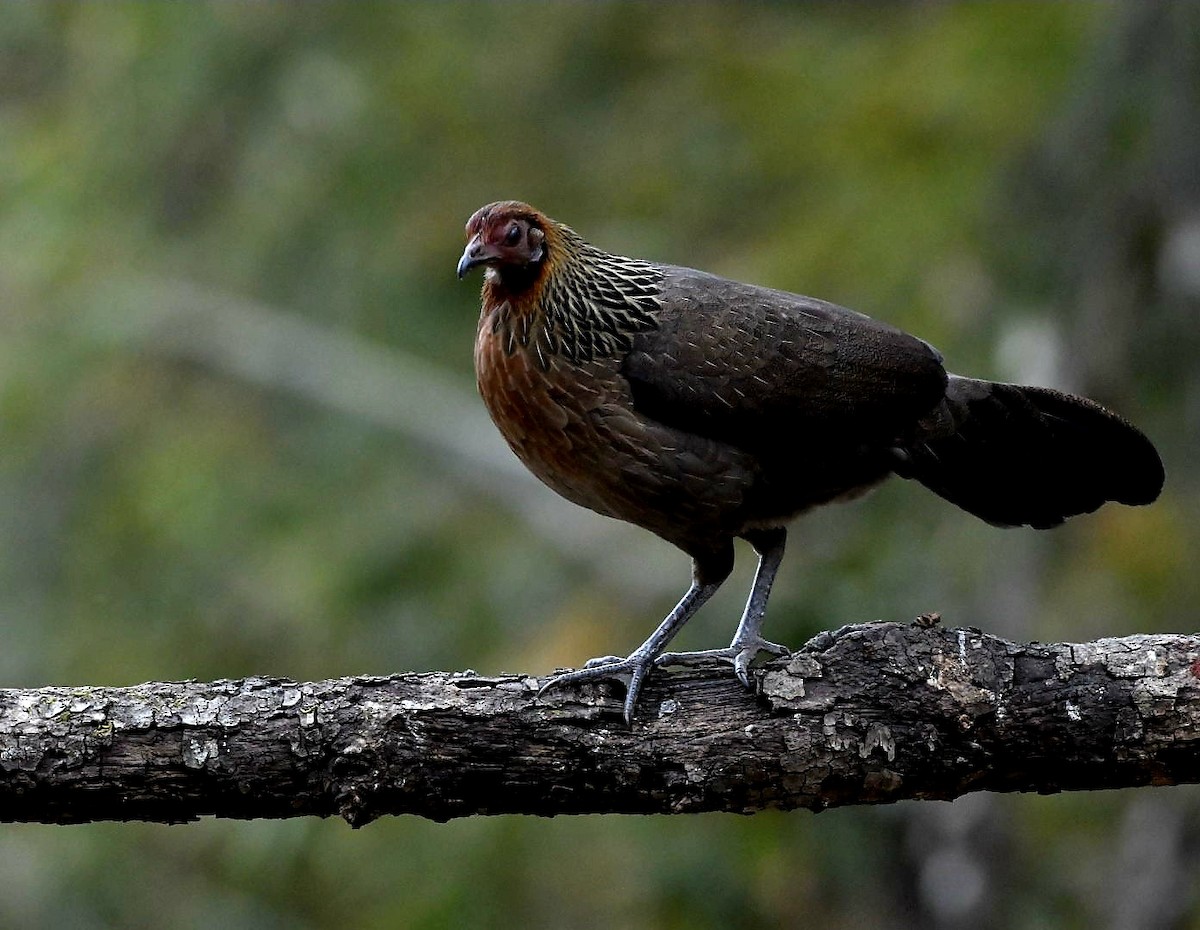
[1,4,1196,928]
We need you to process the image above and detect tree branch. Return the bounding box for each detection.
[3,621,1198,826]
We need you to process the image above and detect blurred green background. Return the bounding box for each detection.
[2,3,1198,928]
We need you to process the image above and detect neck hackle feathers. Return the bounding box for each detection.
[473,202,663,365]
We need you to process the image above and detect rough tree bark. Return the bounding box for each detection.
[2,621,1198,826]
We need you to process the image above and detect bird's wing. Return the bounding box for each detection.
[622,266,948,453]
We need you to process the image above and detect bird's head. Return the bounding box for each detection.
[457,201,549,282]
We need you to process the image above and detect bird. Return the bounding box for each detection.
[457,200,1164,723]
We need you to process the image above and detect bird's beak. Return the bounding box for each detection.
[456,235,496,279]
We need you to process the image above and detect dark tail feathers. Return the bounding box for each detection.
[893,375,1164,529]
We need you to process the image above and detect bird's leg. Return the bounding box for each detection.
[538,547,732,724]
[655,527,790,686]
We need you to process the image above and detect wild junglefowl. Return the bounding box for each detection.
[458,201,1164,723]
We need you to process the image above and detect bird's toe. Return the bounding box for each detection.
[657,636,791,687]
[732,650,754,687]
[753,638,791,658]
[538,653,658,724]
[582,655,626,669]
[653,647,729,668]
[538,661,628,695]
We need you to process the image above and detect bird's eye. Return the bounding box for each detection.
[504,223,522,246]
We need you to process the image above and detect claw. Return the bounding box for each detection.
[625,663,650,724]
[733,651,753,687]
[538,653,657,724]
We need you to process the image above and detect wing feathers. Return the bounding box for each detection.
[623,266,947,454]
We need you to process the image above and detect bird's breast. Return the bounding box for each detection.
[473,307,756,544]
[474,310,629,514]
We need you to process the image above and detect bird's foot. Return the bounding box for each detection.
[538,651,659,725]
[655,636,790,688]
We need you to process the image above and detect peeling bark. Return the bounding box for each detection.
[1,621,1198,826]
